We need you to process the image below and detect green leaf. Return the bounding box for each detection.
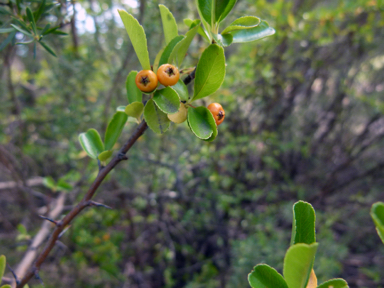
[159,5,178,45]
[197,0,237,25]
[1,285,12,288]
[159,35,184,67]
[126,71,142,104]
[371,202,384,244]
[223,20,275,43]
[39,41,57,57]
[34,0,46,22]
[26,7,37,35]
[10,24,32,37]
[0,31,16,51]
[43,176,56,190]
[118,9,151,70]
[98,150,113,162]
[0,255,6,281]
[0,28,15,34]
[0,6,12,15]
[291,201,316,246]
[56,179,72,191]
[172,80,189,102]
[17,224,27,235]
[187,106,216,140]
[221,16,261,34]
[283,243,318,288]
[125,102,144,121]
[153,87,180,114]
[169,25,199,67]
[104,111,128,150]
[192,44,226,101]
[40,24,50,37]
[248,264,288,288]
[184,18,209,42]
[317,279,349,288]
[144,99,170,134]
[153,46,165,73]
[212,33,233,47]
[79,128,104,159]
[43,26,67,36]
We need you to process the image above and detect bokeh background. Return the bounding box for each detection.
[1,0,384,287]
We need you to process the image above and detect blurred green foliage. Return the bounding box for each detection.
[1,0,384,287]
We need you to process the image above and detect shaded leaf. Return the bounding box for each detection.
[170,25,199,66]
[79,128,104,159]
[172,80,189,102]
[104,111,128,150]
[125,102,144,121]
[317,279,349,288]
[283,243,318,288]
[153,87,180,114]
[159,4,178,45]
[159,35,184,67]
[192,44,226,101]
[34,0,46,22]
[118,9,151,70]
[43,176,56,190]
[248,264,288,288]
[26,7,37,35]
[39,41,57,57]
[56,179,72,192]
[10,24,32,37]
[0,31,16,51]
[125,71,142,104]
[144,99,170,134]
[291,201,316,246]
[371,202,384,244]
[184,18,209,42]
[0,28,15,34]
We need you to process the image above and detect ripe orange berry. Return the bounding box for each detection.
[135,70,158,93]
[207,103,225,126]
[157,64,180,86]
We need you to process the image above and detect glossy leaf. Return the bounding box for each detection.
[79,129,104,159]
[371,202,384,244]
[118,9,151,70]
[39,41,57,57]
[0,255,6,281]
[126,71,142,104]
[291,201,316,246]
[192,44,226,101]
[248,264,288,288]
[125,102,144,121]
[283,243,318,288]
[153,87,180,114]
[223,20,275,43]
[187,106,216,140]
[212,33,233,47]
[197,0,237,25]
[159,35,184,67]
[172,80,189,102]
[43,176,56,190]
[169,25,199,66]
[317,279,349,288]
[221,16,261,34]
[184,18,209,42]
[98,150,113,162]
[144,99,170,134]
[104,111,128,150]
[159,5,178,45]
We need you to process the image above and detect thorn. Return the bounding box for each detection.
[88,201,112,209]
[58,225,71,239]
[7,264,20,284]
[118,152,128,161]
[38,215,58,225]
[34,269,44,286]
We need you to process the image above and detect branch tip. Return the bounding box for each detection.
[38,215,58,225]
[88,201,112,209]
[7,264,20,284]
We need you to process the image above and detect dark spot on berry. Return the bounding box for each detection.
[141,76,149,86]
[165,67,175,76]
[218,110,224,120]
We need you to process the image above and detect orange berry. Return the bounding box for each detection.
[207,103,225,126]
[135,70,158,93]
[157,64,180,86]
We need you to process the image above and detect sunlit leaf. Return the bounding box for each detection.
[153,87,180,114]
[291,201,316,246]
[79,128,104,159]
[371,202,384,244]
[317,279,349,288]
[104,111,128,150]
[223,20,275,43]
[125,71,142,104]
[169,25,199,66]
[159,4,178,45]
[159,35,184,67]
[248,264,288,288]
[187,106,217,141]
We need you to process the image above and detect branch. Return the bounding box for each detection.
[15,68,195,288]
